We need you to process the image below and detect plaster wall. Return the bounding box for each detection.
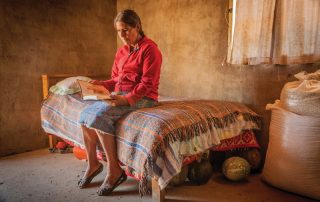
[0,0,117,156]
[117,0,320,155]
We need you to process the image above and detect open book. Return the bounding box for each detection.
[77,80,112,100]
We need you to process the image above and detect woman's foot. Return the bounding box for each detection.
[97,169,127,196]
[78,163,103,189]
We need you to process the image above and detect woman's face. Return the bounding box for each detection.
[115,21,140,46]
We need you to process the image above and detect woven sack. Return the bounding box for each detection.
[280,70,320,117]
[262,101,320,200]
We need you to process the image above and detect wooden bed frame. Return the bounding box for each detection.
[41,74,165,202]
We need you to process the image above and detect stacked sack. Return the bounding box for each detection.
[280,69,320,117]
[262,69,320,200]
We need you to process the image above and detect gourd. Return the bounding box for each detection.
[222,157,250,181]
[238,148,262,172]
[188,159,213,185]
[169,166,189,186]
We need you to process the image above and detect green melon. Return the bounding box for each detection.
[188,160,213,185]
[169,166,189,186]
[222,157,250,181]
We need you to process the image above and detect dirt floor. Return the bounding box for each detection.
[0,149,316,202]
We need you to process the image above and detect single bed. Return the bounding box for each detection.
[40,74,261,201]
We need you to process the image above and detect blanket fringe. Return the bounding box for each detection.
[139,156,153,196]
[139,173,150,197]
[152,112,261,158]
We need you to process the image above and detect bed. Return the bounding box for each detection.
[40,74,261,201]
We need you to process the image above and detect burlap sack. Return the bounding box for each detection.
[262,101,320,200]
[280,70,320,117]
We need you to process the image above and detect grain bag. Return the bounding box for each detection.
[280,69,320,117]
[262,101,320,200]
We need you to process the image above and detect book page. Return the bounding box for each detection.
[77,80,112,100]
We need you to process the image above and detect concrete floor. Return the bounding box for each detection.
[0,149,316,202]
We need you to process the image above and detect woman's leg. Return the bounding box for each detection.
[95,131,123,186]
[81,126,102,179]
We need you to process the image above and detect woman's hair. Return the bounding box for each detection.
[114,9,145,37]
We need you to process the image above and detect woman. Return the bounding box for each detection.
[77,9,162,196]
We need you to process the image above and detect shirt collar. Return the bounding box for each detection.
[127,36,146,55]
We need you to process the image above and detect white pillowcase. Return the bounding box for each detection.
[49,76,92,95]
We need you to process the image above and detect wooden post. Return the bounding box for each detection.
[41,74,49,99]
[41,74,54,149]
[152,178,165,202]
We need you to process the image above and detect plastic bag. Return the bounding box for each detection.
[262,101,320,200]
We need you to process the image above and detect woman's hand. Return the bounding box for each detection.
[110,94,129,107]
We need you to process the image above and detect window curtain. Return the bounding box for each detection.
[227,0,320,65]
[272,0,320,64]
[227,0,276,65]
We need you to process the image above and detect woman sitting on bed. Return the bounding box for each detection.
[77,9,162,196]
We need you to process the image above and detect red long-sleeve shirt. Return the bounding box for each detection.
[101,36,162,106]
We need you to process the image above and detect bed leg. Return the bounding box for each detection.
[48,135,54,148]
[152,178,165,202]
[42,74,55,149]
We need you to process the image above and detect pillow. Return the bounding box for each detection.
[49,76,92,95]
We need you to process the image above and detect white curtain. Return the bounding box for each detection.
[227,0,276,65]
[272,0,320,64]
[227,0,320,65]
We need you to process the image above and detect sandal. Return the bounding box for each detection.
[78,163,103,189]
[97,170,127,196]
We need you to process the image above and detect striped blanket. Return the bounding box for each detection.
[41,93,261,194]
